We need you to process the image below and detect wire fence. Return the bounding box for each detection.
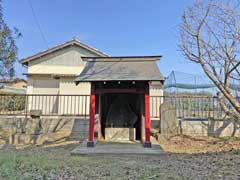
[164,71,240,97]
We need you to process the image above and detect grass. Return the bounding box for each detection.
[0,143,100,179]
[0,150,60,180]
[0,139,240,179]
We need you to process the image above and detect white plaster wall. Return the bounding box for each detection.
[150,82,163,119]
[26,76,91,115]
[26,77,34,94]
[26,77,60,114]
[33,79,59,94]
[58,77,90,115]
[25,44,97,114]
[27,46,94,76]
[59,78,90,95]
[29,46,97,66]
[27,46,96,94]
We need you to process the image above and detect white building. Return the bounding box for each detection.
[20,38,163,116]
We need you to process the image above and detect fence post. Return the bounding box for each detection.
[25,95,28,120]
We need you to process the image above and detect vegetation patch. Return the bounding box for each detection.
[0,150,60,180]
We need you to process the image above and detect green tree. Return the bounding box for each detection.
[0,0,21,79]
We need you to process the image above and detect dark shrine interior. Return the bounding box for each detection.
[95,81,147,140]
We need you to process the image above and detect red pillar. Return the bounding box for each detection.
[144,84,151,148]
[87,83,95,147]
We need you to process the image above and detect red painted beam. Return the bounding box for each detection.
[95,88,145,94]
[87,83,95,147]
[144,85,151,148]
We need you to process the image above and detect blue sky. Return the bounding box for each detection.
[4,0,203,78]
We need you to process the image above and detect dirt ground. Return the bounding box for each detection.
[0,136,240,180]
[158,134,240,154]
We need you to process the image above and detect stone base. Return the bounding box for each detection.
[143,141,152,148]
[87,141,94,147]
[71,142,164,155]
[105,128,136,141]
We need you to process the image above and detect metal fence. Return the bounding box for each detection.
[0,94,227,119]
[0,94,90,116]
[150,96,227,120]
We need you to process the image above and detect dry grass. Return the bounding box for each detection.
[158,134,240,154]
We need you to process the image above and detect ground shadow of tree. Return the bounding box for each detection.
[208,118,240,137]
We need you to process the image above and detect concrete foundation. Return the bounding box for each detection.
[71,140,164,155]
[105,128,136,141]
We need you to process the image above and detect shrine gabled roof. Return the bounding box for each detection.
[75,56,164,83]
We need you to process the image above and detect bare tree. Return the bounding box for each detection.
[179,0,240,120]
